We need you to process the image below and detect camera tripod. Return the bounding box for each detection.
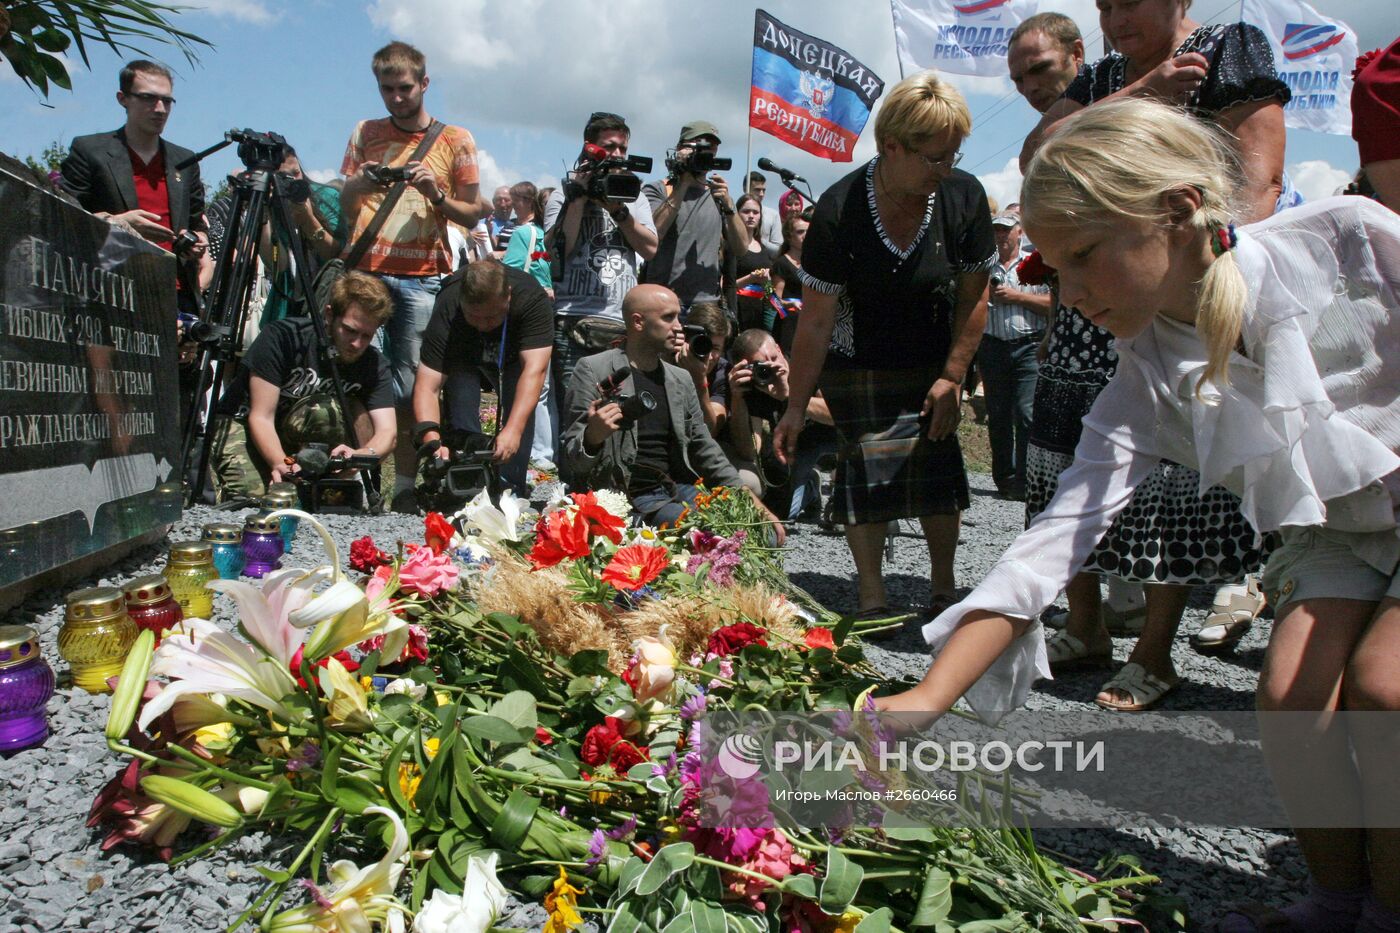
[175,129,375,510]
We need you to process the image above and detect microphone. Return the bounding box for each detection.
[757,157,805,184]
[292,446,330,478]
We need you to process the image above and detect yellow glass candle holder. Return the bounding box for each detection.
[60,587,136,694]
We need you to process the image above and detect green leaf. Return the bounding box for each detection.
[489,787,539,851]
[661,913,695,933]
[819,848,864,914]
[383,731,415,813]
[569,649,613,676]
[783,873,817,899]
[498,746,566,778]
[254,866,291,884]
[616,855,649,897]
[334,774,382,814]
[607,898,651,933]
[635,842,696,896]
[461,714,529,745]
[689,903,729,933]
[320,742,344,799]
[489,690,539,730]
[911,867,953,928]
[853,909,893,933]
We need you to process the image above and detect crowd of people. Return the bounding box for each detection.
[40,3,1400,928]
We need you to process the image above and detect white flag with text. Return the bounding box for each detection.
[890,0,1039,78]
[1241,0,1358,135]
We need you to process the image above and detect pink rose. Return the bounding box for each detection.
[397,546,460,597]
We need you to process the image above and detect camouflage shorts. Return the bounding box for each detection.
[212,393,348,502]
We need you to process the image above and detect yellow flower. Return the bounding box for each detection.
[398,762,422,808]
[435,690,452,707]
[359,675,375,692]
[659,818,682,844]
[835,910,862,933]
[424,736,441,760]
[543,866,584,933]
[320,658,374,732]
[192,721,235,754]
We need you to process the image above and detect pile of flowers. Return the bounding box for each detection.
[91,500,1172,932]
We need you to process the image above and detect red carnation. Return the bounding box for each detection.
[424,512,455,555]
[1015,249,1054,286]
[803,627,837,651]
[580,717,626,767]
[706,622,768,658]
[534,727,554,746]
[571,491,626,544]
[349,536,390,573]
[610,740,648,773]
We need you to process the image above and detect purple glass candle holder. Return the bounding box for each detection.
[242,513,285,579]
[0,626,55,755]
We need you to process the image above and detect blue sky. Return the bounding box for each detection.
[3,0,1392,210]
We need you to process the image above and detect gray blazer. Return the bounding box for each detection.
[562,347,741,492]
[60,128,205,234]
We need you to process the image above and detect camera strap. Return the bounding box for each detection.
[343,120,446,270]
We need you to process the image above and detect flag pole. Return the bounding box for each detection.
[746,127,753,196]
[889,0,906,78]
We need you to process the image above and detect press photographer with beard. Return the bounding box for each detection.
[562,285,784,544]
[642,122,750,312]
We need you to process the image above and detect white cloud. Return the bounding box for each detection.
[186,0,278,24]
[1289,160,1352,202]
[975,157,1023,212]
[305,168,340,184]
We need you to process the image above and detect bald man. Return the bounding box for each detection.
[562,285,785,542]
[489,185,515,254]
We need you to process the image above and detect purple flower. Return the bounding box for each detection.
[679,693,708,722]
[606,817,638,840]
[651,754,677,780]
[684,529,747,586]
[585,828,607,869]
[287,740,321,772]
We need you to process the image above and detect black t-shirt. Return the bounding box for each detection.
[419,265,554,376]
[772,253,803,302]
[628,363,689,490]
[801,160,994,371]
[741,385,784,424]
[217,317,394,419]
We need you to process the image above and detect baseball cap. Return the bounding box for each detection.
[678,120,722,144]
[991,213,1020,228]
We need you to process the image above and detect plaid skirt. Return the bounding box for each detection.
[819,367,969,526]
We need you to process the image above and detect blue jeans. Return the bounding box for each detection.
[629,482,700,528]
[443,363,533,497]
[786,426,839,521]
[379,273,447,408]
[530,370,556,465]
[979,334,1040,494]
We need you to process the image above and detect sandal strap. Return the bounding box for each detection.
[1101,663,1175,705]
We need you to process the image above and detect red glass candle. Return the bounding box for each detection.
[123,575,184,643]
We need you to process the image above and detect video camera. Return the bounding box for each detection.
[365,164,416,186]
[177,312,229,347]
[227,128,290,171]
[570,143,653,204]
[682,324,713,358]
[288,443,379,513]
[667,139,732,176]
[597,366,656,427]
[417,429,499,512]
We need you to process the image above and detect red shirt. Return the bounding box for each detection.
[127,143,173,250]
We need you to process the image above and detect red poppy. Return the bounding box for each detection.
[572,491,626,544]
[348,536,390,573]
[706,622,768,658]
[288,646,360,689]
[803,627,837,651]
[424,512,455,555]
[1015,249,1054,286]
[600,544,670,591]
[528,509,591,568]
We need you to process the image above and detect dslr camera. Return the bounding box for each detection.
[667,139,732,176]
[750,360,778,382]
[289,443,379,514]
[365,164,415,186]
[417,428,499,512]
[597,367,656,427]
[682,324,713,358]
[567,143,653,204]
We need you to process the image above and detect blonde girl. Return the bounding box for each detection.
[877,97,1400,932]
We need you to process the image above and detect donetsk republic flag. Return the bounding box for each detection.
[750,9,885,162]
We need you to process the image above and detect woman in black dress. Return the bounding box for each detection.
[770,210,810,354]
[1019,0,1289,711]
[732,194,776,332]
[775,72,993,622]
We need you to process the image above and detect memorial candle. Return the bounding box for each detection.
[0,625,54,754]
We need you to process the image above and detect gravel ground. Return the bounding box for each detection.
[0,473,1303,931]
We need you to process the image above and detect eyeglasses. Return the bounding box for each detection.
[127,91,176,107]
[916,149,962,170]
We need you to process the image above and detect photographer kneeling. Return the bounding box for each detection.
[728,329,837,522]
[212,271,396,500]
[563,285,785,545]
[412,259,553,499]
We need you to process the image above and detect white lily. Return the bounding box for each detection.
[264,806,409,933]
[453,489,533,545]
[140,619,300,730]
[411,852,507,933]
[208,566,330,669]
[292,578,408,664]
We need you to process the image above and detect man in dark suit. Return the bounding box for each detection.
[60,59,210,275]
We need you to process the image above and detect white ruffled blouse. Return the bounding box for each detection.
[925,197,1400,723]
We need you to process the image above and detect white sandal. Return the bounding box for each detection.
[1095,662,1179,712]
[1191,577,1265,653]
[1045,630,1111,670]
